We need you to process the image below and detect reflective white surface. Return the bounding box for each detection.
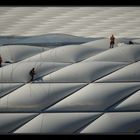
[0,7,140,134]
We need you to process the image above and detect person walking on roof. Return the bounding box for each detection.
[128,40,134,45]
[110,34,115,48]
[0,55,3,67]
[29,68,36,82]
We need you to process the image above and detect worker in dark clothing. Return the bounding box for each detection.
[128,40,134,44]
[0,55,2,67]
[29,68,36,82]
[110,34,115,48]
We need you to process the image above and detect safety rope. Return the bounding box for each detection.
[6,45,17,109]
[8,45,16,83]
[5,46,9,109]
[0,46,4,107]
[35,46,45,80]
[0,84,2,107]
[40,113,44,133]
[34,47,44,80]
[29,82,32,99]
[29,46,45,104]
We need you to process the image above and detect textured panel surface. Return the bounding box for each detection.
[0,7,140,38]
[14,113,101,134]
[80,112,140,134]
[0,7,140,134]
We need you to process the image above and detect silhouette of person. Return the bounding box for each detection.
[29,68,36,82]
[110,34,115,48]
[128,40,134,45]
[0,55,2,67]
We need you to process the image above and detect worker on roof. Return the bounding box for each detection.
[0,55,2,67]
[128,40,134,45]
[110,34,115,48]
[29,68,36,82]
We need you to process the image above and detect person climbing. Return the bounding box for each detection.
[110,34,115,48]
[29,68,36,82]
[0,55,2,67]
